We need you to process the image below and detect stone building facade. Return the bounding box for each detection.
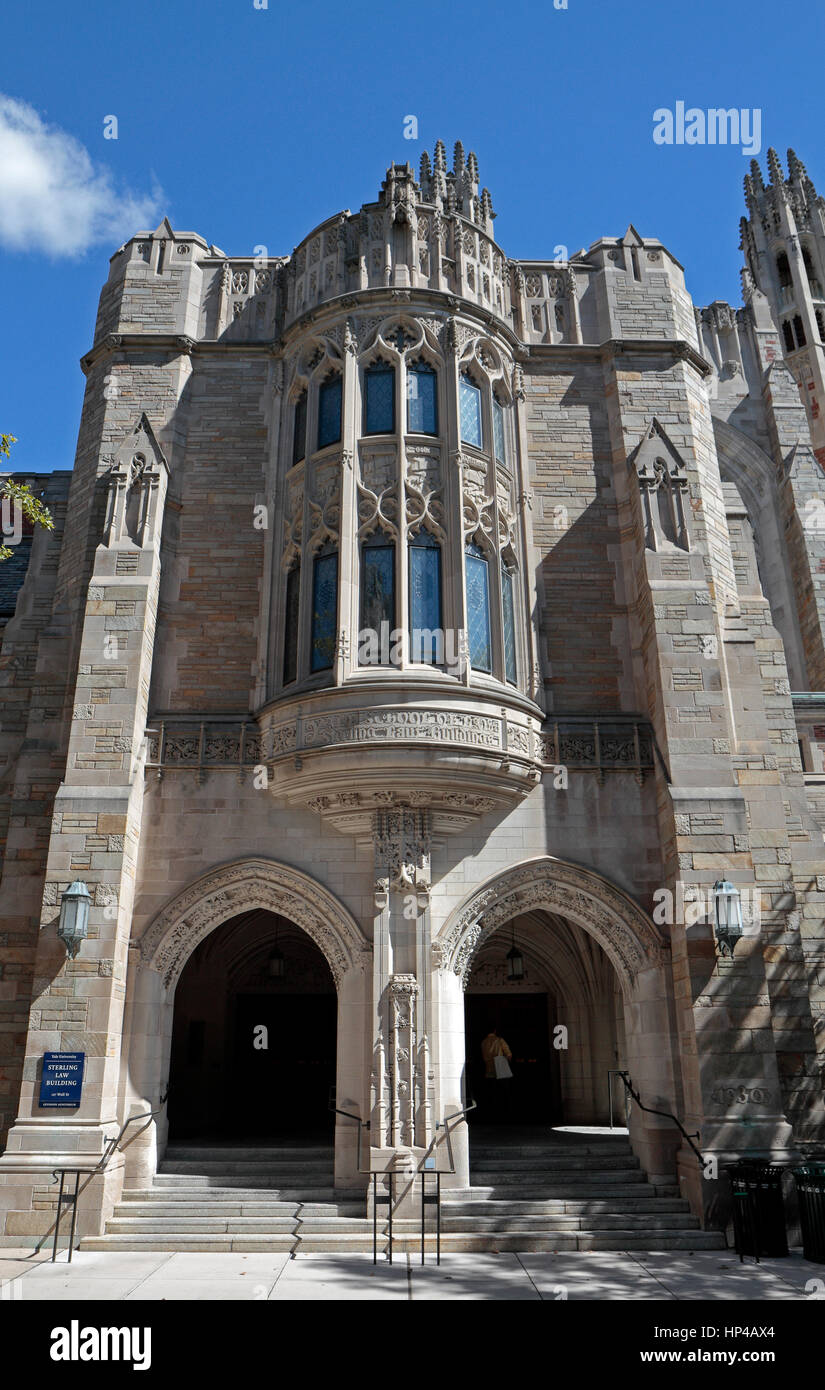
[1,141,824,1244]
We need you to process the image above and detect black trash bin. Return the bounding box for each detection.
[792,1163,825,1264]
[726,1162,788,1261]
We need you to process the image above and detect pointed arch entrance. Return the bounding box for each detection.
[167,909,338,1140]
[124,858,370,1188]
[434,857,679,1183]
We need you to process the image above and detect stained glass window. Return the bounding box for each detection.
[360,533,395,662]
[409,532,442,664]
[493,397,506,463]
[310,549,338,672]
[460,374,483,449]
[317,375,342,449]
[364,365,395,435]
[465,543,492,673]
[501,564,517,685]
[283,565,300,684]
[292,392,307,465]
[407,363,438,435]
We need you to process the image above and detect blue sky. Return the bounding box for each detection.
[1,0,823,473]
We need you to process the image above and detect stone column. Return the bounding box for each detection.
[367,807,433,1216]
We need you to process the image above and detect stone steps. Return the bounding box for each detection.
[470,1155,641,1172]
[160,1162,335,1177]
[165,1146,333,1161]
[104,1210,701,1234]
[82,1230,724,1253]
[79,1139,725,1253]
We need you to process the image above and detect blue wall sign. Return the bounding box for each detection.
[39,1052,85,1108]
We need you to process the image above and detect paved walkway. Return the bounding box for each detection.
[1,1248,823,1300]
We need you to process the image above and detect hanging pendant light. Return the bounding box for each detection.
[505,923,524,981]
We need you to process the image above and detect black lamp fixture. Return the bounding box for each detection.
[267,921,285,979]
[713,879,744,957]
[505,923,524,981]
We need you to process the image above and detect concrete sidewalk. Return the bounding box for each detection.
[1,1248,822,1300]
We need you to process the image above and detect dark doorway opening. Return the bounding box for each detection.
[167,908,336,1142]
[229,993,336,1137]
[464,992,561,1126]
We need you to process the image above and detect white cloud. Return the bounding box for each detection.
[0,95,163,257]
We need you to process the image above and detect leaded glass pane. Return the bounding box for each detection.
[283,565,300,684]
[293,392,307,464]
[360,539,395,659]
[465,544,491,673]
[460,374,483,449]
[501,565,517,685]
[407,364,438,435]
[493,398,506,462]
[317,376,342,449]
[364,367,395,434]
[409,534,442,664]
[310,550,338,672]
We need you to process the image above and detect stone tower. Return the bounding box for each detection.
[741,148,825,469]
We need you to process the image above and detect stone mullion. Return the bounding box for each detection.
[448,346,471,686]
[337,344,358,681]
[484,387,505,684]
[397,356,410,669]
[512,362,544,706]
[254,360,284,704]
[296,463,312,684]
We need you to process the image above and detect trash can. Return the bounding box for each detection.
[726,1162,788,1260]
[792,1162,825,1264]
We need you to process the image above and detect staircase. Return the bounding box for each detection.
[81,1132,725,1253]
[442,1132,725,1251]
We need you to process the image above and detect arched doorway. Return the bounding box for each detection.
[435,856,678,1186]
[167,909,337,1141]
[125,858,370,1191]
[463,910,626,1130]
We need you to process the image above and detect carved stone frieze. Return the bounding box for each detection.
[139,858,370,991]
[436,858,668,988]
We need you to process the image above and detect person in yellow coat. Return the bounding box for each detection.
[481,1028,513,1079]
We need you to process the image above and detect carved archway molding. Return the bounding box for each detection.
[139,857,371,991]
[434,856,668,991]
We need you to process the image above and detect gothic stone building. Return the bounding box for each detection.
[1,142,825,1250]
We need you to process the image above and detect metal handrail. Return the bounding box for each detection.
[328,1095,371,1173]
[329,1097,478,1265]
[24,1098,169,1263]
[433,1100,478,1177]
[613,1070,704,1166]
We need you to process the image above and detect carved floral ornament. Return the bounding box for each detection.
[139,858,371,992]
[434,857,668,990]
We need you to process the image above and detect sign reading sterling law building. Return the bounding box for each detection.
[38,1052,85,1109]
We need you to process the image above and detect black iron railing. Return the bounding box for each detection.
[612,1070,704,1166]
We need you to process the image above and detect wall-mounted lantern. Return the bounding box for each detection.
[57,881,91,959]
[713,879,743,957]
